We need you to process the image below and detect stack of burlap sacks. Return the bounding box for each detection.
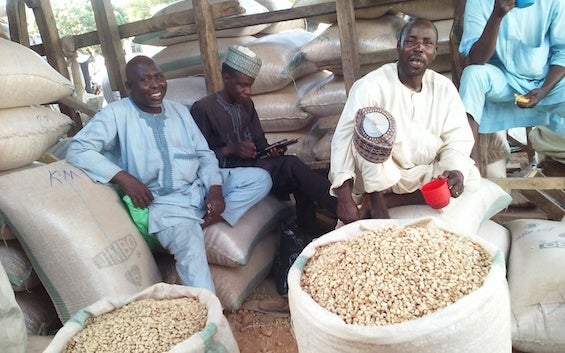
[147,0,455,166]
[0,33,290,353]
[0,37,75,338]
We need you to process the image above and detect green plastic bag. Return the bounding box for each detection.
[122,195,161,251]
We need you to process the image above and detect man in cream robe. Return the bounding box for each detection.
[330,18,480,223]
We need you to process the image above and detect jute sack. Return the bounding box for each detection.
[0,106,72,171]
[165,76,208,110]
[15,285,62,335]
[0,239,40,292]
[246,30,318,95]
[0,262,27,353]
[153,36,256,79]
[253,70,332,132]
[44,282,239,353]
[210,229,278,311]
[204,195,291,267]
[506,219,565,353]
[0,38,74,109]
[288,217,511,353]
[299,16,406,64]
[293,0,454,23]
[0,160,162,322]
[312,128,334,162]
[133,0,269,46]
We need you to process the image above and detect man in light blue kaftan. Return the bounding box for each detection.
[458,0,565,160]
[66,56,272,293]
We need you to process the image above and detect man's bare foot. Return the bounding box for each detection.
[201,213,223,229]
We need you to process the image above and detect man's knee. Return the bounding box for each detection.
[460,64,492,90]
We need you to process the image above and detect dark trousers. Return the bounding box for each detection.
[254,155,337,232]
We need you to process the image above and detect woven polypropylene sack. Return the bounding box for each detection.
[288,217,511,353]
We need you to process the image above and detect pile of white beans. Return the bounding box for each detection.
[64,297,207,352]
[301,226,491,326]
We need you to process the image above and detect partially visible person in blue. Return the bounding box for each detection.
[66,55,272,293]
[458,0,565,162]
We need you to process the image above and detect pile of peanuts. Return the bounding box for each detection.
[64,297,207,352]
[301,226,492,326]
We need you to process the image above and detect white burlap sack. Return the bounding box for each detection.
[153,36,256,79]
[300,16,406,64]
[204,195,291,267]
[15,285,61,335]
[264,120,325,163]
[386,178,512,235]
[0,38,74,108]
[44,282,239,353]
[246,30,318,95]
[253,71,331,132]
[0,262,27,353]
[298,75,346,117]
[507,219,565,353]
[0,240,40,292]
[255,0,307,34]
[134,0,269,46]
[293,0,454,23]
[0,106,73,172]
[476,220,510,266]
[0,160,162,322]
[165,76,208,109]
[210,229,278,311]
[312,128,333,161]
[288,217,511,353]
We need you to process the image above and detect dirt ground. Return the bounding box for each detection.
[225,278,298,353]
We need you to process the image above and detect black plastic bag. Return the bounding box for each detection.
[272,222,308,296]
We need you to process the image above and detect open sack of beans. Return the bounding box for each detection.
[44,283,239,353]
[288,217,511,353]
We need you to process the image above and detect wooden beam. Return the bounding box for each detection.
[6,0,30,46]
[194,0,223,94]
[29,1,241,55]
[58,95,98,118]
[336,0,360,93]
[520,189,564,221]
[90,0,127,98]
[489,177,565,190]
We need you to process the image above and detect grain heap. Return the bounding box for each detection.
[64,297,207,353]
[301,226,491,326]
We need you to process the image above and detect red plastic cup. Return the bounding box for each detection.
[420,178,450,209]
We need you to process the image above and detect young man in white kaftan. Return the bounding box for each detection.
[330,18,481,224]
[66,56,272,293]
[458,0,565,163]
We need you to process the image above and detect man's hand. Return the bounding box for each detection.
[267,145,287,158]
[441,170,465,198]
[229,140,257,159]
[204,185,225,218]
[517,88,547,109]
[111,170,154,208]
[335,180,360,224]
[493,0,515,18]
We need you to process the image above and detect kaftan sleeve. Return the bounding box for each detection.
[66,105,124,184]
[245,99,269,151]
[548,0,565,67]
[459,0,488,57]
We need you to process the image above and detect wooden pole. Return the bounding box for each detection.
[193,0,223,94]
[336,0,360,94]
[90,0,128,98]
[6,0,30,46]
